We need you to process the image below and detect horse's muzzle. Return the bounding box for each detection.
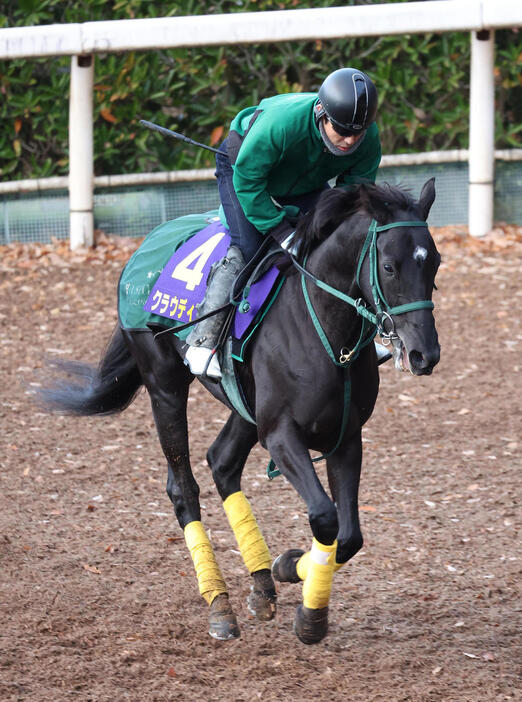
[393,311,440,376]
[407,346,440,375]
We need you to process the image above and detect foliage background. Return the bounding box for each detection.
[0,0,520,180]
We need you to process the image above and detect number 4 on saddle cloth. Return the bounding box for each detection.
[118,212,285,425]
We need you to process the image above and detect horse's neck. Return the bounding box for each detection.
[300,219,369,350]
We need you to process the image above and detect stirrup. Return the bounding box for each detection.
[185,346,222,380]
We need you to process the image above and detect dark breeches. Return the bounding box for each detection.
[215,142,263,260]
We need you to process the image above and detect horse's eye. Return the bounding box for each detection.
[383,263,394,274]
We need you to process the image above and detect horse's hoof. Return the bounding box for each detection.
[272,549,305,584]
[208,593,240,640]
[247,569,277,621]
[293,604,329,644]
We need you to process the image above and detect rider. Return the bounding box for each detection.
[186,67,383,379]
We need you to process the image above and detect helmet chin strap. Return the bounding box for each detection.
[318,117,366,157]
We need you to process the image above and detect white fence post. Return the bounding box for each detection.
[69,54,94,249]
[468,29,495,237]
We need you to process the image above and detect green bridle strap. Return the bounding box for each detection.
[301,271,376,367]
[267,217,435,481]
[356,219,429,290]
[357,219,434,317]
[294,258,378,326]
[387,300,434,315]
[293,218,434,336]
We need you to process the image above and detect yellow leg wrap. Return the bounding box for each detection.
[223,491,272,574]
[184,521,228,606]
[297,550,345,580]
[296,551,310,581]
[302,538,337,610]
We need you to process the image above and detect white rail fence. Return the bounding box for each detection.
[1,1,521,248]
[1,150,521,196]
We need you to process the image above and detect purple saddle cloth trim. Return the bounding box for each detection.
[232,266,280,339]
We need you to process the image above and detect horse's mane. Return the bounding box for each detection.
[294,182,418,257]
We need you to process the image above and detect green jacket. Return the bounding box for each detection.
[229,92,382,234]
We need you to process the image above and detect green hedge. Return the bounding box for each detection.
[1,0,520,180]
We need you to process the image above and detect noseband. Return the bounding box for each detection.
[292,218,434,367]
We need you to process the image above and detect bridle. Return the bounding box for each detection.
[292,218,435,367]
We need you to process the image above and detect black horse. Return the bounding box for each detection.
[39,179,440,644]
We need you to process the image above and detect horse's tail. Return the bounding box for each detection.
[36,325,143,416]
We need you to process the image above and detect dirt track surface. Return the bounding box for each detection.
[0,228,520,701]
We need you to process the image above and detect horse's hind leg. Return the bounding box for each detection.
[122,330,239,640]
[207,412,277,621]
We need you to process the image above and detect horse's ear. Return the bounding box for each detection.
[418,178,436,220]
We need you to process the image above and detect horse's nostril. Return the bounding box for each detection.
[409,350,426,369]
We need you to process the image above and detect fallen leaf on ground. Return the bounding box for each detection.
[83,564,101,574]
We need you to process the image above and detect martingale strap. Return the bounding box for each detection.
[268,218,435,480]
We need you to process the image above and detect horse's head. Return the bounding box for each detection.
[356,179,441,375]
[293,179,440,375]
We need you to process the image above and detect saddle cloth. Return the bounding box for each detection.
[119,211,281,337]
[118,211,285,423]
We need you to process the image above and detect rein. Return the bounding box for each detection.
[266,218,434,481]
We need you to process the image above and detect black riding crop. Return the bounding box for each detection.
[139,119,225,155]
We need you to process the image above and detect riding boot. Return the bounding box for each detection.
[185,246,245,380]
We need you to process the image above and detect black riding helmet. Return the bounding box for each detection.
[317,68,378,136]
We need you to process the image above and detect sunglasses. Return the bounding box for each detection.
[329,119,365,138]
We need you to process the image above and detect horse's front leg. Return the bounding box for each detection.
[284,430,363,581]
[207,412,277,622]
[124,330,239,640]
[326,429,364,567]
[264,420,339,644]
